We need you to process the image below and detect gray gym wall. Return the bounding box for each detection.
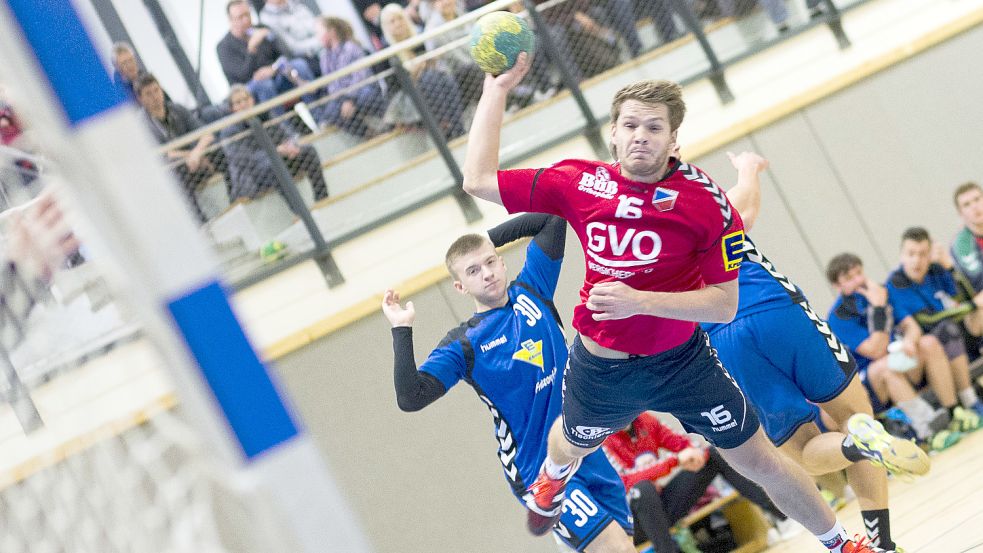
[274,24,983,553]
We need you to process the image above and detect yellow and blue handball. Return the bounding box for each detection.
[469,11,535,75]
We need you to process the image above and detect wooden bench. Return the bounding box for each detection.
[635,490,771,553]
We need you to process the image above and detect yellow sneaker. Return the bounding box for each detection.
[950,406,982,433]
[847,413,930,477]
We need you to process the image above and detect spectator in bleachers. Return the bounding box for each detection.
[949,181,983,361]
[217,0,317,116]
[421,0,484,105]
[220,84,328,205]
[259,0,322,72]
[315,16,386,137]
[826,252,961,449]
[603,412,790,552]
[887,227,983,427]
[111,42,144,100]
[530,0,621,84]
[593,0,681,57]
[380,3,465,139]
[353,0,422,50]
[135,73,228,224]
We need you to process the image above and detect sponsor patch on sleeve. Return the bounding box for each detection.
[721,231,745,271]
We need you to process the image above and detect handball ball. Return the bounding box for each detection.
[469,12,535,75]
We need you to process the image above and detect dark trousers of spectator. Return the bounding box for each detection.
[247,58,317,117]
[319,84,386,137]
[173,149,230,224]
[629,448,784,550]
[594,0,679,56]
[232,145,328,210]
[418,69,465,139]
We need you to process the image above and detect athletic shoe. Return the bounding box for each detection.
[672,526,702,553]
[971,401,983,420]
[259,240,288,263]
[842,536,896,552]
[949,406,982,433]
[847,413,930,477]
[924,429,961,452]
[523,458,581,536]
[820,488,848,511]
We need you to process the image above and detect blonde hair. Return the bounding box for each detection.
[380,3,417,62]
[610,80,686,131]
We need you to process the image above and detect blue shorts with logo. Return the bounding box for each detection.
[705,303,857,446]
[553,451,633,550]
[561,329,759,450]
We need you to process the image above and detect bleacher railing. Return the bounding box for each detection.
[155,0,864,290]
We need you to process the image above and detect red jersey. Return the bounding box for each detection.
[602,412,693,489]
[498,158,745,355]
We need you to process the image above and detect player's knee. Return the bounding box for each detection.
[918,334,944,354]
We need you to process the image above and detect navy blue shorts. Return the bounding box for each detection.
[705,303,857,446]
[553,451,633,550]
[561,329,759,450]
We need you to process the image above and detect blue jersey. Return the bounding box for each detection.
[419,240,569,497]
[703,236,804,334]
[885,264,958,325]
[828,293,875,373]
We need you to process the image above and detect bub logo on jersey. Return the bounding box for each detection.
[721,231,745,271]
[651,187,679,212]
[512,338,544,369]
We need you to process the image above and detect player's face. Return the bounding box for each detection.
[957,188,983,229]
[452,242,508,310]
[611,100,677,183]
[900,239,931,282]
[834,264,866,296]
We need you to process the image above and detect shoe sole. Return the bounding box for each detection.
[848,413,930,477]
[525,458,582,536]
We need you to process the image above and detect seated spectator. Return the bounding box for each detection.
[715,0,793,33]
[949,181,983,359]
[217,0,317,116]
[111,42,143,100]
[826,252,960,449]
[315,16,386,137]
[259,0,322,72]
[888,227,983,427]
[220,84,328,206]
[590,0,681,57]
[353,0,422,50]
[421,0,484,104]
[380,3,465,139]
[602,412,791,552]
[135,73,228,224]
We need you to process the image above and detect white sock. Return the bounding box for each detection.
[544,456,572,479]
[958,387,980,409]
[815,521,849,552]
[898,397,937,440]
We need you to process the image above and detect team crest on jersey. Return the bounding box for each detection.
[577,166,618,199]
[721,231,745,271]
[651,187,678,212]
[512,338,544,370]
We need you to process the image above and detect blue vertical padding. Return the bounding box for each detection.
[168,281,299,460]
[7,0,127,126]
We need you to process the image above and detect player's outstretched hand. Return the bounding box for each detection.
[484,52,532,94]
[678,447,707,472]
[727,151,769,174]
[7,189,80,283]
[586,281,644,321]
[382,289,415,328]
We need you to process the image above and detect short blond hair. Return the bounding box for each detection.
[445,233,493,279]
[610,80,686,131]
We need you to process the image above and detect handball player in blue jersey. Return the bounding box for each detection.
[382,213,635,552]
[701,153,929,551]
[462,53,891,553]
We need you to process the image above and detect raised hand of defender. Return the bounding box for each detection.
[678,447,707,472]
[586,281,643,321]
[382,289,415,328]
[7,189,80,283]
[727,151,769,174]
[484,52,532,93]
